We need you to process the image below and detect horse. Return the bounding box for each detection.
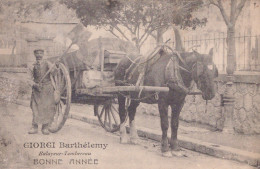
[114,44,218,157]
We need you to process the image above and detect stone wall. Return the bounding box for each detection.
[137,73,260,135]
[180,73,260,135]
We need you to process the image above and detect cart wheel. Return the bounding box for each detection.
[94,98,120,132]
[48,63,71,133]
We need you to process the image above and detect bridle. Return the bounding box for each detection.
[161,44,196,74]
[160,45,199,94]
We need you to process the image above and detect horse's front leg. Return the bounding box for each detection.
[118,95,128,144]
[170,100,185,156]
[158,99,171,157]
[128,100,140,144]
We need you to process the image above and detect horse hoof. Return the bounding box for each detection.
[120,136,128,144]
[162,151,172,158]
[130,138,139,145]
[171,150,184,157]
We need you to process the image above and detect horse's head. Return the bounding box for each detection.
[188,48,218,100]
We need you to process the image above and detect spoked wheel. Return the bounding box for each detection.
[48,63,71,133]
[94,98,121,132]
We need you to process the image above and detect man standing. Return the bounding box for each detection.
[28,49,57,135]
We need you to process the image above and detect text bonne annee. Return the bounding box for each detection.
[33,158,98,165]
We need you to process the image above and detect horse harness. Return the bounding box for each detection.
[123,45,195,97]
[165,48,195,94]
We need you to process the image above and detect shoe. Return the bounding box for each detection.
[41,128,50,135]
[28,125,38,134]
[41,124,50,135]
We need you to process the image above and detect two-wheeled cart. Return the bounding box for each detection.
[47,37,201,133]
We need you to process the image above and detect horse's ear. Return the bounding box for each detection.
[203,48,213,64]
[208,48,214,63]
[192,50,203,62]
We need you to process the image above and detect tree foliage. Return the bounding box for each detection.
[0,0,54,21]
[61,0,207,50]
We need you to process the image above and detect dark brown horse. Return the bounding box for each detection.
[114,43,218,157]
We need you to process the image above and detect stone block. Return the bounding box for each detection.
[205,102,215,114]
[238,108,247,123]
[188,103,197,114]
[137,105,147,114]
[206,104,219,127]
[138,103,158,116]
[208,117,218,127]
[211,93,221,107]
[196,102,206,113]
[234,92,244,109]
[247,108,260,134]
[234,107,260,134]
[233,108,242,131]
[217,82,226,94]
[196,95,204,104]
[243,94,253,112]
[256,84,260,93]
[253,94,260,113]
[247,84,257,96]
[199,112,209,124]
[182,104,189,112]
[180,112,192,122]
[234,108,249,133]
[241,121,252,134]
[216,81,225,91]
[216,108,224,130]
[236,83,248,95]
[184,95,193,103]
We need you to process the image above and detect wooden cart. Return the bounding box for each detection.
[47,37,201,133]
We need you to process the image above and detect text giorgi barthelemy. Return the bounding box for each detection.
[23,141,108,166]
[23,141,108,150]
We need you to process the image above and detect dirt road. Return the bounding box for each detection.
[0,102,255,169]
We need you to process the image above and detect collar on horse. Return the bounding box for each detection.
[162,45,197,94]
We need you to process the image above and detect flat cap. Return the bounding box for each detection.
[34,49,44,53]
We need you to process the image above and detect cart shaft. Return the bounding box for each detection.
[77,86,201,95]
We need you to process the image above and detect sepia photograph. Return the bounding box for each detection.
[0,0,259,168]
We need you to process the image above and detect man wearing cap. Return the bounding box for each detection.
[28,49,57,135]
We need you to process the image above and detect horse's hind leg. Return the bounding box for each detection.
[118,95,128,144]
[158,98,171,157]
[128,100,140,144]
[170,101,185,157]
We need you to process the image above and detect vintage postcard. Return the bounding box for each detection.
[0,0,259,169]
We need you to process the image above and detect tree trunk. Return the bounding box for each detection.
[173,28,184,52]
[156,29,164,45]
[226,26,236,74]
[133,39,140,53]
